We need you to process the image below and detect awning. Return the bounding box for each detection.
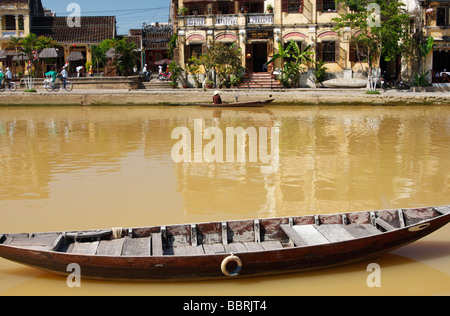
[66,51,85,62]
[39,48,64,59]
[183,0,215,3]
[105,48,118,59]
[154,59,172,65]
[12,53,28,61]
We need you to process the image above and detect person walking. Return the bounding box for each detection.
[0,68,4,87]
[61,66,68,89]
[5,68,12,88]
[76,65,83,77]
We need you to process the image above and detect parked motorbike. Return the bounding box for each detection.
[158,71,171,81]
[140,71,151,82]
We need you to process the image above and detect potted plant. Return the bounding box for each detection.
[314,60,328,87]
[267,4,273,13]
[205,80,214,89]
[179,7,188,16]
[169,81,178,89]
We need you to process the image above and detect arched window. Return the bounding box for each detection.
[18,15,24,31]
[4,15,16,31]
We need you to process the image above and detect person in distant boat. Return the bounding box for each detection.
[213,90,222,105]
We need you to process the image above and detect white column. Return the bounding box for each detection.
[15,15,19,37]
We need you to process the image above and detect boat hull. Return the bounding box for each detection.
[0,209,448,281]
[199,99,274,108]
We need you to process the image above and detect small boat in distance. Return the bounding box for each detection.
[199,99,275,108]
[0,205,449,281]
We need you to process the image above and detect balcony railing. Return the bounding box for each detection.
[215,15,238,26]
[247,14,274,25]
[185,16,206,27]
[2,31,17,38]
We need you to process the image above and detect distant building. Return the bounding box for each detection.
[0,0,116,77]
[419,0,450,82]
[141,22,173,72]
[32,15,116,76]
[170,0,377,86]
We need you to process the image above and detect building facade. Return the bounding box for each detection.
[141,22,173,72]
[419,0,450,82]
[172,0,371,86]
[0,0,116,77]
[0,0,40,70]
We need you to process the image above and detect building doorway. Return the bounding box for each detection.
[251,43,268,73]
[433,50,450,73]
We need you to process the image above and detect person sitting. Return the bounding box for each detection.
[0,69,4,86]
[213,90,222,105]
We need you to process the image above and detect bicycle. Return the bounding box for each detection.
[45,80,73,92]
[0,81,17,92]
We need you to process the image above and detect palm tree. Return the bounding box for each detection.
[267,40,314,88]
[6,36,23,77]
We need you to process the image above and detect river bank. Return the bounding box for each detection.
[1,88,450,106]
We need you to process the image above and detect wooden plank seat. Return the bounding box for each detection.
[375,218,396,231]
[223,240,284,253]
[171,245,205,256]
[97,239,126,256]
[70,241,100,255]
[314,224,355,243]
[292,225,329,246]
[260,240,284,250]
[343,224,381,238]
[280,225,307,247]
[122,236,151,257]
[8,233,61,251]
[283,224,382,248]
[203,243,226,254]
[151,233,164,256]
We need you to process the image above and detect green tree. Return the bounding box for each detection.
[98,38,139,76]
[267,40,314,88]
[333,0,414,89]
[9,34,58,88]
[200,42,243,86]
[90,45,107,76]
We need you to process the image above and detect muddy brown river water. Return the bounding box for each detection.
[0,105,449,296]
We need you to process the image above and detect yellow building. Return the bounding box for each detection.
[0,0,116,77]
[419,0,450,83]
[0,0,33,69]
[172,0,370,87]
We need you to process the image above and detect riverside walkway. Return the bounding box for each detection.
[1,88,449,106]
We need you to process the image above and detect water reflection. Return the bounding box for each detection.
[0,105,449,296]
[1,106,450,219]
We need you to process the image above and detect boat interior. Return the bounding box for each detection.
[0,207,448,257]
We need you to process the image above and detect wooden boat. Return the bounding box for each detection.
[199,99,274,107]
[0,205,449,281]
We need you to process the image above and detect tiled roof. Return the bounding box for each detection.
[0,0,29,4]
[31,16,116,44]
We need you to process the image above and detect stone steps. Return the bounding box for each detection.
[239,72,283,89]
